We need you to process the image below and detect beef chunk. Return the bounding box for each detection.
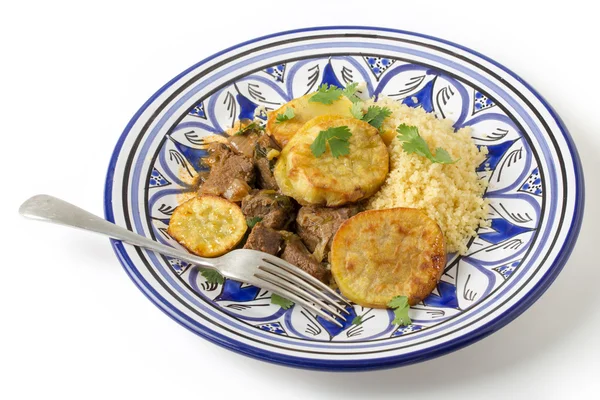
[228,129,261,158]
[253,134,281,190]
[281,235,329,283]
[296,205,360,258]
[243,223,283,255]
[241,190,295,230]
[254,157,278,190]
[199,143,254,201]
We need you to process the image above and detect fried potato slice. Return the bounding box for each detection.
[274,115,389,206]
[379,124,398,147]
[331,208,446,307]
[167,195,247,257]
[267,93,353,147]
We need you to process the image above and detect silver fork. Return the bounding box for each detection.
[19,195,351,327]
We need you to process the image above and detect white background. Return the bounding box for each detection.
[1,1,598,399]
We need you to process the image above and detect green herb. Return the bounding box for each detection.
[234,121,264,136]
[396,124,458,164]
[350,102,364,119]
[309,83,363,105]
[308,84,343,104]
[341,82,361,103]
[349,103,392,130]
[387,295,412,326]
[200,268,225,285]
[310,126,352,158]
[352,315,363,325]
[271,293,294,309]
[275,107,295,123]
[246,216,263,228]
[361,106,392,130]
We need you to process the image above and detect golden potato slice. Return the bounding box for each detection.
[167,195,247,257]
[274,115,389,206]
[267,93,353,147]
[331,208,445,307]
[379,125,397,147]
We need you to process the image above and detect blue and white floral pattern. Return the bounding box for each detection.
[106,27,583,370]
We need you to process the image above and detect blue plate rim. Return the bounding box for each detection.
[103,25,585,371]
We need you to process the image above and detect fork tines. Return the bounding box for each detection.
[254,256,352,328]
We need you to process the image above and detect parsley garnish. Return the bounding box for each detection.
[234,121,264,136]
[275,107,295,123]
[361,106,392,130]
[349,103,392,130]
[309,84,343,104]
[271,293,294,309]
[388,295,412,326]
[200,268,225,285]
[350,102,364,119]
[352,315,363,325]
[246,216,263,228]
[396,124,458,164]
[309,83,361,105]
[341,82,361,103]
[310,126,352,158]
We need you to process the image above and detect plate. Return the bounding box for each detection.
[104,26,584,371]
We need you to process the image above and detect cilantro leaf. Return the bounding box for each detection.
[275,107,295,123]
[234,121,264,136]
[310,130,328,158]
[396,123,420,141]
[271,293,294,309]
[310,126,352,158]
[388,295,409,309]
[309,84,343,104]
[342,82,361,103]
[396,124,458,164]
[352,315,363,325]
[309,83,363,105]
[350,102,364,119]
[246,216,263,228]
[361,106,383,123]
[432,147,455,164]
[387,295,412,326]
[367,108,392,130]
[200,268,225,285]
[361,106,392,130]
[392,307,411,326]
[328,137,351,158]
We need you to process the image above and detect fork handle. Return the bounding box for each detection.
[19,194,216,269]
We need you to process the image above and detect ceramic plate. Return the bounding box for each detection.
[104,26,584,371]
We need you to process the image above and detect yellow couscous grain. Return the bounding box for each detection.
[365,100,490,254]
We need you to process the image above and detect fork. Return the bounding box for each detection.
[19,195,351,327]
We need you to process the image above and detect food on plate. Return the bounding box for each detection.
[267,90,354,147]
[167,195,247,257]
[243,222,283,255]
[252,128,282,190]
[296,205,360,262]
[166,81,489,313]
[199,142,255,202]
[365,101,489,254]
[280,233,330,282]
[240,190,295,230]
[350,103,394,143]
[274,115,389,206]
[396,124,457,164]
[330,208,446,307]
[388,296,412,325]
